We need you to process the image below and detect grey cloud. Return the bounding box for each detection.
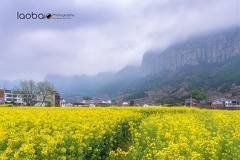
[0,0,239,80]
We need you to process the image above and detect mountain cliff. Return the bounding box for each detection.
[141,28,240,77]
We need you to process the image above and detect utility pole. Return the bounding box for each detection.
[190,95,192,107]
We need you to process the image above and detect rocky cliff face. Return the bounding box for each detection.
[141,28,240,77]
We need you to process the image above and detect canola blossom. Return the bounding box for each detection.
[0,107,239,159]
[117,108,240,160]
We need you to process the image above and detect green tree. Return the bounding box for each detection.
[130,100,134,106]
[191,90,206,100]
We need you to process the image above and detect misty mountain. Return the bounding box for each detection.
[121,27,240,102]
[98,66,140,95]
[125,56,240,102]
[0,80,20,89]
[3,27,240,102]
[45,72,115,98]
[141,27,240,77]
[45,65,140,98]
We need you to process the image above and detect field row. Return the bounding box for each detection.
[0,107,239,159]
[111,109,240,159]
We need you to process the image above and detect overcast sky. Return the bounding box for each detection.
[0,0,239,81]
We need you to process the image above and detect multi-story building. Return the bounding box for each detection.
[4,90,24,105]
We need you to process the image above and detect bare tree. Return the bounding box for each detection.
[14,80,37,106]
[37,81,56,106]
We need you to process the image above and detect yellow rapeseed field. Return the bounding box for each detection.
[0,107,239,160]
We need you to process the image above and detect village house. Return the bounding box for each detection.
[210,98,240,108]
[211,100,223,108]
[223,98,240,107]
[60,98,66,107]
[185,98,197,106]
[148,91,163,100]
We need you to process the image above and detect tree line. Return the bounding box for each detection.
[14,80,56,106]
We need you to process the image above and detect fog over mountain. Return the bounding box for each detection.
[45,65,140,98]
[0,0,239,80]
[1,27,239,99]
[141,27,240,77]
